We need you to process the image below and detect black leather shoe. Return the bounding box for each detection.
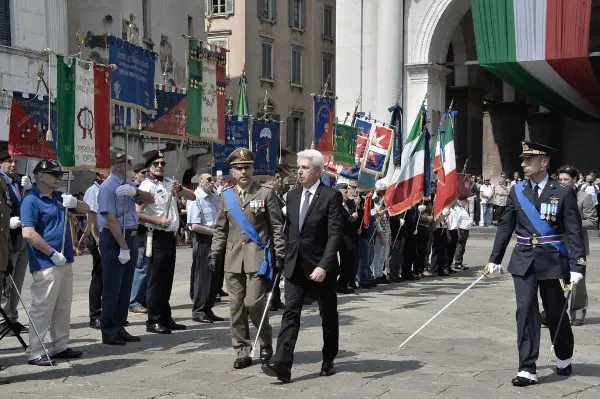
[320,361,335,377]
[205,310,224,322]
[262,362,291,383]
[123,320,130,326]
[146,323,172,334]
[102,335,127,346]
[556,364,572,376]
[336,285,353,294]
[164,320,186,330]
[540,310,548,327]
[193,314,213,324]
[571,319,584,326]
[89,319,101,330]
[52,348,83,359]
[233,357,252,369]
[28,355,56,366]
[118,330,141,342]
[260,345,273,364]
[215,294,222,302]
[511,376,538,386]
[13,322,28,334]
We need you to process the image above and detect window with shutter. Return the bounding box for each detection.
[286,114,304,151]
[290,47,302,85]
[0,0,11,47]
[289,0,305,30]
[209,0,233,16]
[261,41,274,80]
[323,5,334,39]
[259,0,276,22]
[322,54,334,92]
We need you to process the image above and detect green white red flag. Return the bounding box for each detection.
[433,112,458,219]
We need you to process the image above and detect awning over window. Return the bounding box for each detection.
[471,0,600,120]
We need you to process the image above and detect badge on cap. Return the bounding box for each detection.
[239,149,247,161]
[158,151,164,157]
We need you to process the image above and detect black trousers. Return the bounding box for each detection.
[88,236,102,321]
[513,267,574,374]
[389,235,404,279]
[146,230,177,325]
[444,230,459,269]
[430,228,447,275]
[414,226,429,273]
[402,232,417,278]
[189,247,196,300]
[273,266,339,369]
[337,244,357,287]
[454,229,470,264]
[192,234,218,317]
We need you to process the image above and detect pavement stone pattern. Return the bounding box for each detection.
[1,237,599,398]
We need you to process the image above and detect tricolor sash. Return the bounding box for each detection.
[223,189,273,281]
[514,182,569,259]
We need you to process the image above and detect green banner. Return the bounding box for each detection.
[333,123,358,167]
[186,40,203,139]
[56,55,76,167]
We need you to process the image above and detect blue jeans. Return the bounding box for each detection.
[481,203,494,226]
[129,235,148,309]
[100,229,137,337]
[357,237,372,284]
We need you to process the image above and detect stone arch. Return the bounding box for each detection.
[408,0,471,65]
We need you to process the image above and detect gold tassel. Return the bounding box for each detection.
[46,129,53,142]
[4,111,9,125]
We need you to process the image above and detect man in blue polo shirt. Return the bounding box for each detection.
[97,149,154,345]
[21,159,91,366]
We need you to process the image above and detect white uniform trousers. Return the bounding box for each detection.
[25,264,73,360]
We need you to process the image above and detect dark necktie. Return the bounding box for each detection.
[533,184,539,203]
[298,190,312,231]
[239,189,245,203]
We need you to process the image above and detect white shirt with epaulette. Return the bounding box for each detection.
[139,177,179,232]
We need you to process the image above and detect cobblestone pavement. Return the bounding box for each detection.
[1,237,599,398]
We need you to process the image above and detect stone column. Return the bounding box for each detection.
[374,0,403,121]
[46,0,68,54]
[360,3,379,114]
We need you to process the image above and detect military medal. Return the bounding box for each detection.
[540,203,547,220]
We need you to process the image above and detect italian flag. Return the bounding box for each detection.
[471,0,600,120]
[56,55,111,170]
[433,112,457,219]
[383,106,427,216]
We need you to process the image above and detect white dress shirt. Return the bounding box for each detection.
[299,179,320,212]
[83,181,100,213]
[446,208,460,230]
[139,178,179,232]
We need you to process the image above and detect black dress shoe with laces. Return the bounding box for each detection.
[260,345,273,364]
[320,361,335,376]
[146,323,172,334]
[233,356,252,369]
[89,319,101,330]
[556,364,572,376]
[28,355,56,366]
[102,335,127,346]
[511,376,538,386]
[164,320,186,330]
[206,310,225,322]
[219,289,229,297]
[193,314,213,323]
[118,330,141,342]
[52,348,83,359]
[262,362,291,383]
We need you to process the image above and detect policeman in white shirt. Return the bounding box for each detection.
[136,150,196,334]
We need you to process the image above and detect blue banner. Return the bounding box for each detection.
[313,96,335,152]
[108,35,156,114]
[213,116,250,175]
[388,104,403,167]
[251,120,279,176]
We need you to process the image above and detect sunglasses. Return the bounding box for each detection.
[152,161,166,167]
[42,171,63,178]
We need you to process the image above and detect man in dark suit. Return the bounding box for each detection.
[485,141,586,387]
[262,149,343,383]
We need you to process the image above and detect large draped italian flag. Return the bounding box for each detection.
[383,106,427,215]
[471,0,600,120]
[433,112,457,219]
[56,55,111,170]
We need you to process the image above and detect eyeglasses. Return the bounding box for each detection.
[205,177,213,182]
[152,161,166,167]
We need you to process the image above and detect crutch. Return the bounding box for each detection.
[8,274,55,368]
[250,270,282,359]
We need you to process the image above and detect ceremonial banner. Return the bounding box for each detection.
[361,125,393,175]
[142,84,187,139]
[313,96,335,152]
[389,103,403,167]
[384,106,428,215]
[56,56,111,170]
[251,120,279,176]
[8,92,57,159]
[333,123,357,167]
[216,47,227,142]
[108,35,156,114]
[236,74,249,121]
[213,116,250,175]
[186,40,203,140]
[354,118,373,160]
[433,112,458,218]
[457,173,472,198]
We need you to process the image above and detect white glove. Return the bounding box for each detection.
[50,251,67,266]
[62,194,78,209]
[21,176,32,190]
[570,271,583,285]
[118,249,131,264]
[9,216,21,229]
[115,185,137,197]
[483,263,503,278]
[399,218,405,227]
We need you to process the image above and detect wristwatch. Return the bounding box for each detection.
[48,249,56,257]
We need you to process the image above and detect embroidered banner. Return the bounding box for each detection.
[213,116,250,175]
[108,35,156,114]
[8,92,57,160]
[314,96,335,152]
[361,125,393,175]
[333,123,358,167]
[142,84,187,139]
[251,120,279,176]
[186,40,203,141]
[354,118,373,161]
